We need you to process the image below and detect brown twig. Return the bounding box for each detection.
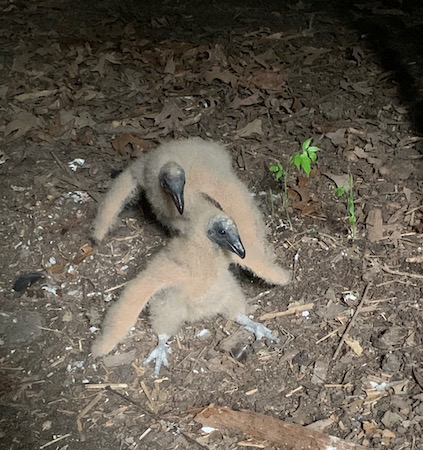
[260,303,314,321]
[85,383,128,390]
[194,406,369,450]
[333,283,372,360]
[50,150,76,180]
[76,391,104,442]
[39,433,71,449]
[381,264,423,280]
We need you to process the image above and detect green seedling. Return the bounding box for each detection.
[269,161,284,181]
[347,181,357,239]
[334,173,357,239]
[334,186,346,197]
[292,138,320,177]
[269,138,321,229]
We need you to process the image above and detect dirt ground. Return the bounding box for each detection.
[0,0,422,449]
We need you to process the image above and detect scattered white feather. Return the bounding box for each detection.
[68,158,85,171]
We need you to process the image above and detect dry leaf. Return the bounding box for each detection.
[362,420,378,435]
[325,128,346,146]
[366,208,384,242]
[73,244,96,265]
[111,134,152,157]
[14,89,57,102]
[403,187,413,202]
[204,67,238,87]
[412,368,423,390]
[154,101,186,133]
[301,46,330,65]
[390,379,408,395]
[290,184,321,216]
[62,310,73,322]
[230,92,261,109]
[262,31,285,40]
[4,111,42,140]
[163,54,176,74]
[235,119,263,138]
[249,69,285,90]
[323,172,349,191]
[381,429,396,446]
[305,415,336,432]
[351,81,373,95]
[387,204,408,224]
[60,110,96,130]
[353,146,368,159]
[351,46,365,63]
[311,358,329,385]
[344,336,363,356]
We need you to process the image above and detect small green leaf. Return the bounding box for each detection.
[335,187,346,197]
[308,151,318,163]
[292,154,302,171]
[269,165,279,172]
[301,158,311,176]
[302,137,312,151]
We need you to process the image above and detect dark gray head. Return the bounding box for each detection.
[159,162,186,215]
[207,215,246,259]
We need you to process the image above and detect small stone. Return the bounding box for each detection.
[0,311,45,345]
[381,411,402,428]
[381,353,402,372]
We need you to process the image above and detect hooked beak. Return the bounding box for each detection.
[221,233,245,259]
[170,190,184,215]
[224,236,246,259]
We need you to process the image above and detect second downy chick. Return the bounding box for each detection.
[92,199,279,376]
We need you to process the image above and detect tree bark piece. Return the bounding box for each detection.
[194,406,369,450]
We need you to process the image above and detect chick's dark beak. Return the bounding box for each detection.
[228,237,246,259]
[171,190,184,215]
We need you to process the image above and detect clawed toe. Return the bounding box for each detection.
[143,334,171,377]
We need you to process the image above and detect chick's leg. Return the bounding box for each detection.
[144,294,189,376]
[235,313,279,343]
[143,334,171,377]
[214,274,279,343]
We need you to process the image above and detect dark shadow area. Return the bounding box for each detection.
[336,0,423,140]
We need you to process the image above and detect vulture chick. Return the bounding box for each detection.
[92,138,290,286]
[92,201,279,376]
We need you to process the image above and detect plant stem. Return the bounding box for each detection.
[283,172,293,230]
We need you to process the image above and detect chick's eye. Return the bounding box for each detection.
[219,229,226,235]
